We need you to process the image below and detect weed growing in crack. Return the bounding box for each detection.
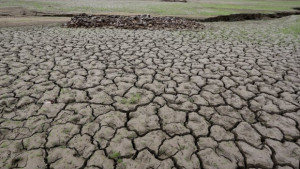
[110,152,121,159]
[15,143,23,152]
[128,93,141,104]
[127,133,136,139]
[159,148,167,155]
[109,151,123,163]
[120,93,142,105]
[179,145,186,150]
[63,128,71,134]
[0,143,8,148]
[187,98,194,103]
[71,116,80,123]
[121,98,127,104]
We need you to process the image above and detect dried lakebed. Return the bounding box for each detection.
[0,17,300,169]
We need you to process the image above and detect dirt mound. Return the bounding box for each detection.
[65,13,204,29]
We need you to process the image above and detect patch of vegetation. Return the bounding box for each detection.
[128,93,141,104]
[109,151,123,163]
[280,18,300,36]
[187,98,194,103]
[179,145,186,150]
[159,148,167,155]
[63,128,71,134]
[121,93,142,105]
[1,0,299,17]
[5,164,12,169]
[71,116,80,123]
[0,143,8,148]
[35,151,43,157]
[110,152,121,159]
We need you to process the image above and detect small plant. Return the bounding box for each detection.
[121,98,127,104]
[159,148,167,155]
[71,116,80,123]
[63,128,71,134]
[128,93,141,104]
[179,145,186,150]
[109,151,123,163]
[110,152,121,159]
[35,151,43,157]
[0,143,8,148]
[120,93,142,105]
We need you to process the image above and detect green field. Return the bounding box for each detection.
[0,0,300,17]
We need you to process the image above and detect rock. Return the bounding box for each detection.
[65,13,204,30]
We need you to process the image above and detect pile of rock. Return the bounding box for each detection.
[65,13,204,29]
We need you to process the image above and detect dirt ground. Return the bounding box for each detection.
[0,7,70,27]
[0,12,299,169]
[0,17,69,28]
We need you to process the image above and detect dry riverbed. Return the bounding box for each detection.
[0,14,299,169]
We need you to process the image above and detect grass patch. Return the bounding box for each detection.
[0,0,58,12]
[62,128,71,134]
[0,0,299,17]
[121,93,142,105]
[280,18,300,36]
[109,151,123,163]
[0,143,8,148]
[109,151,121,159]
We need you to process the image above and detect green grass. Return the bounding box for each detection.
[121,93,142,105]
[0,143,8,148]
[109,151,123,163]
[280,18,300,35]
[0,0,299,17]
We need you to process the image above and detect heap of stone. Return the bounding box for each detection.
[65,13,204,29]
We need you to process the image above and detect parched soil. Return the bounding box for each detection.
[0,16,300,169]
[65,13,205,29]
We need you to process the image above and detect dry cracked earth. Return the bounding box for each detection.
[0,16,300,169]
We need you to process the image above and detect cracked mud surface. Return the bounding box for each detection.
[0,16,300,169]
